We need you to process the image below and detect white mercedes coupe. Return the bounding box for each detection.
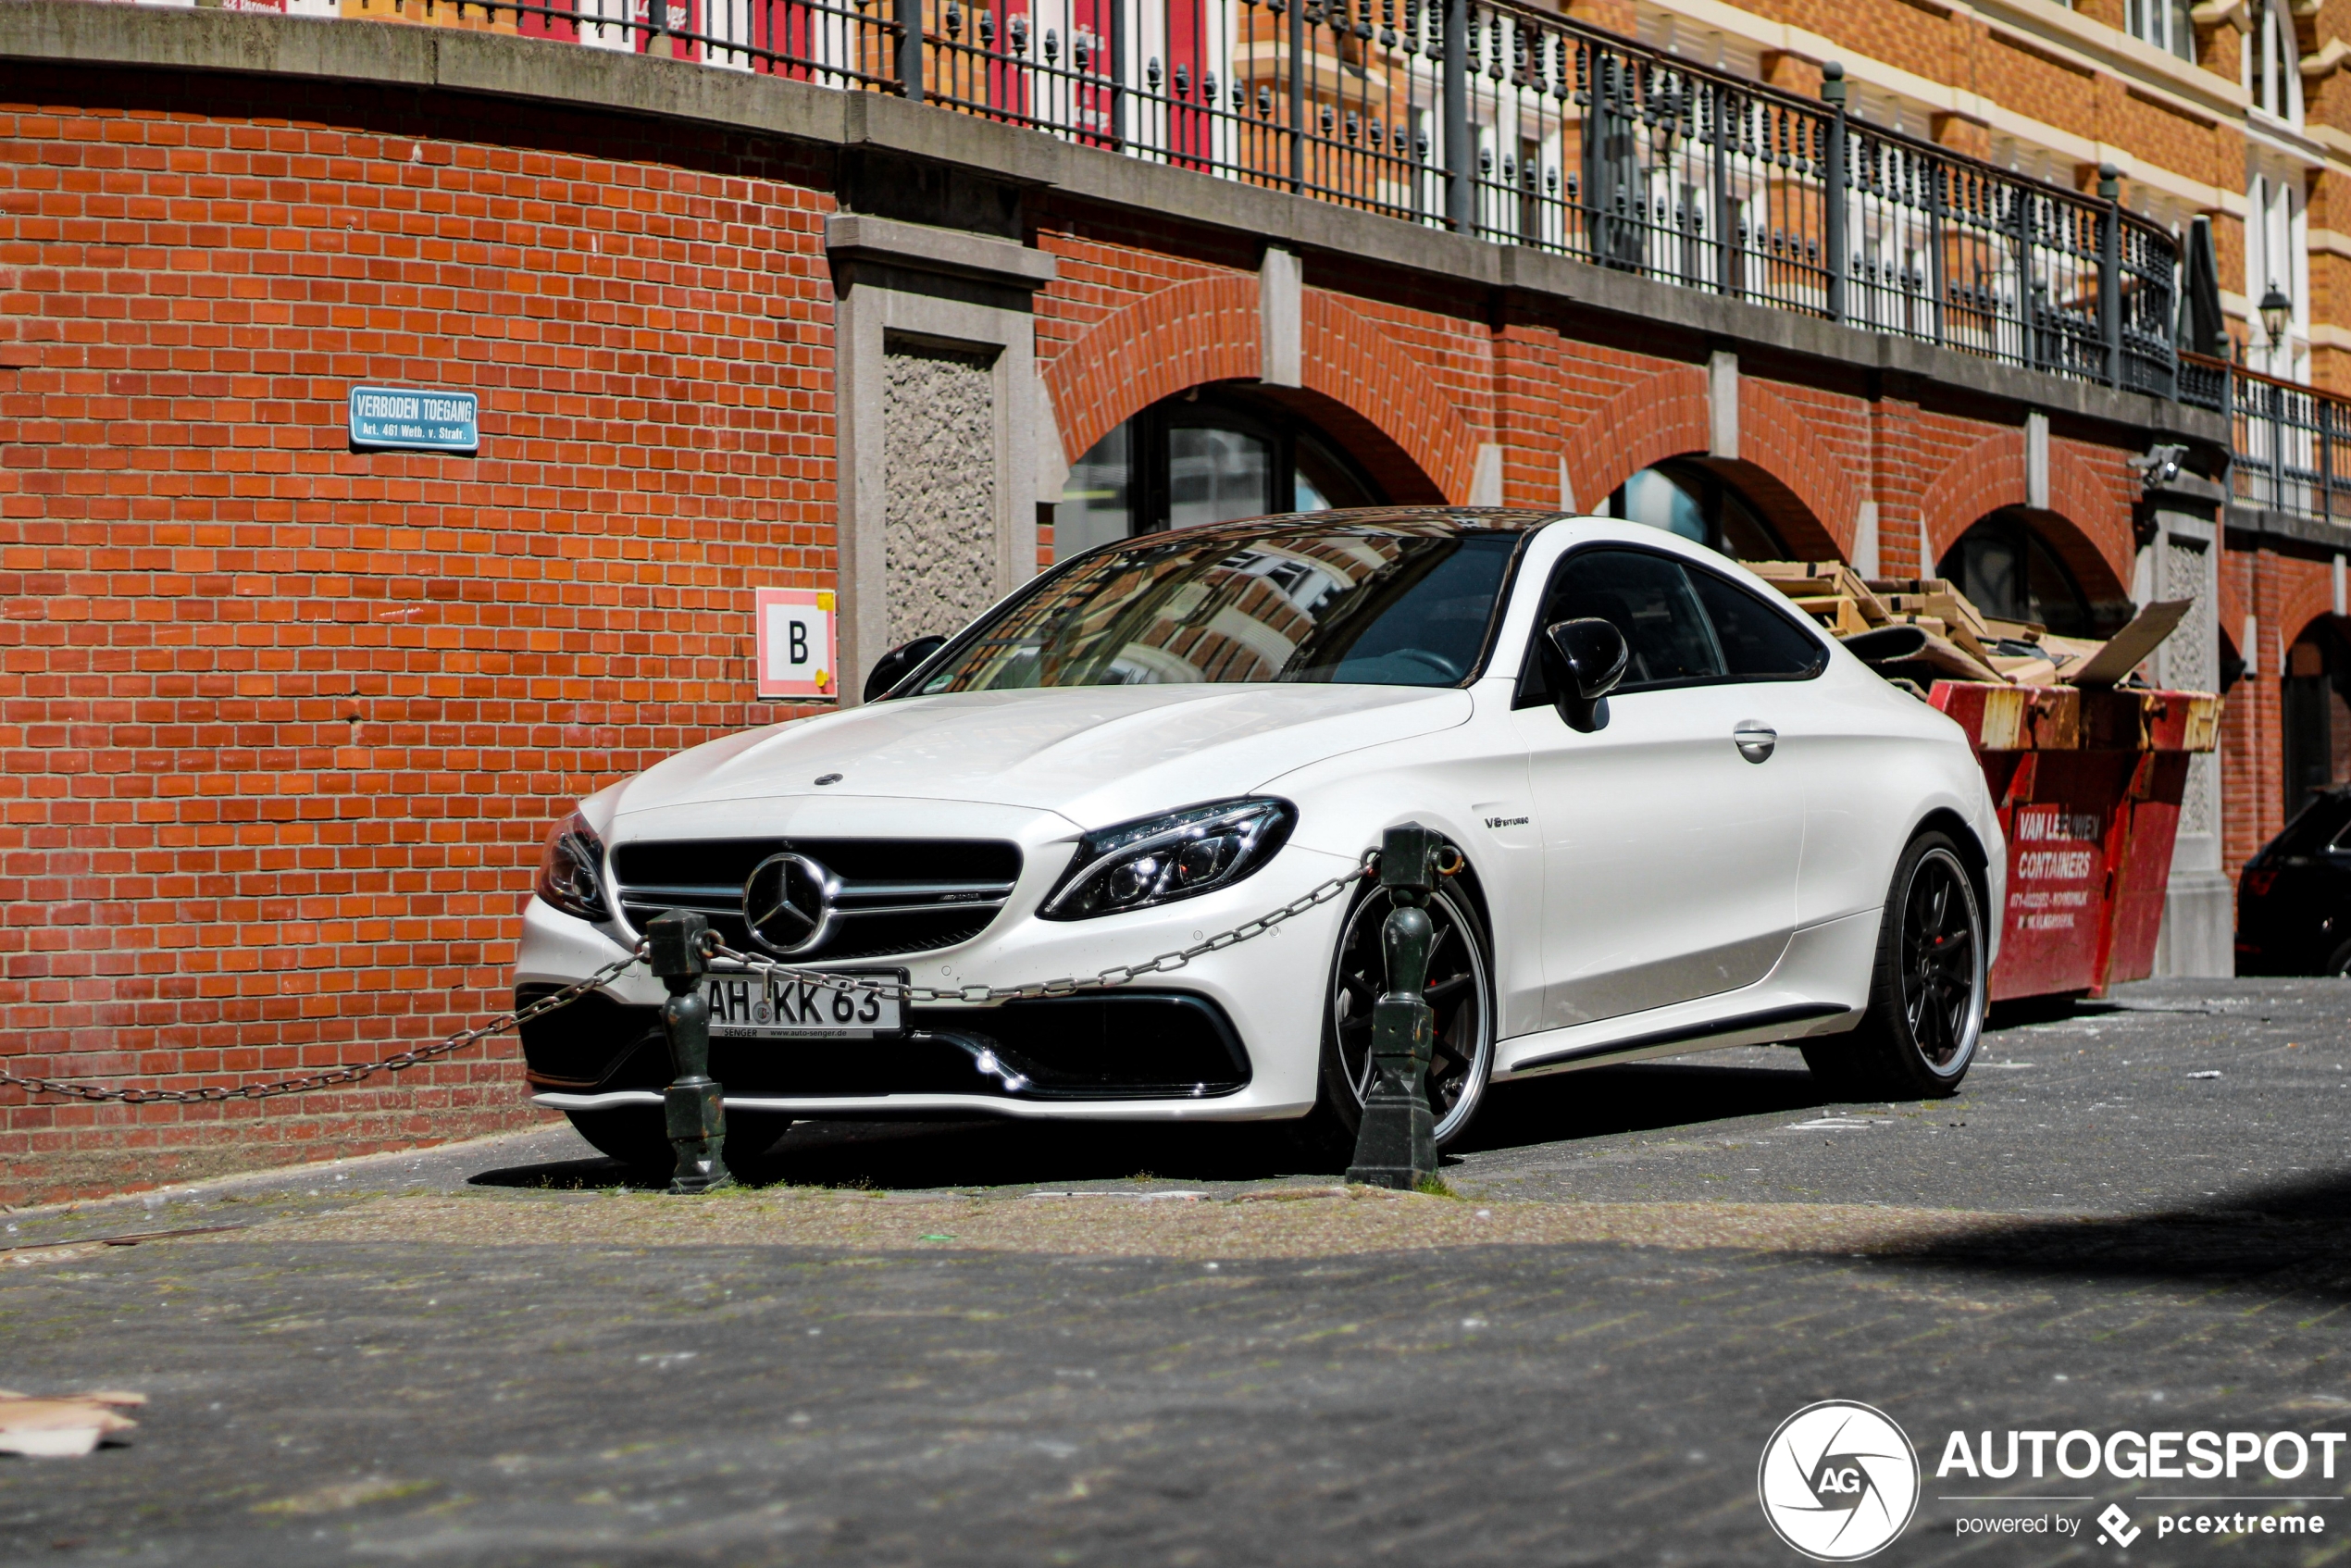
[515,508,2002,1169]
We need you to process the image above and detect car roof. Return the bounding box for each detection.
[1153,505,1573,542]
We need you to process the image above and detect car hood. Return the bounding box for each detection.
[609,683,1474,826]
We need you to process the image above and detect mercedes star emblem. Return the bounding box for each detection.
[742,852,840,956]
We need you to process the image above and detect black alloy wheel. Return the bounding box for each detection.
[1316,877,1496,1151]
[1899,848,1981,1070]
[1802,831,1984,1099]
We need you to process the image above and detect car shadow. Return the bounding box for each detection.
[1449,1058,1833,1155]
[469,1056,1839,1192]
[1883,1168,2351,1301]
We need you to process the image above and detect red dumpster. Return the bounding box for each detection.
[1929,682,2222,1001]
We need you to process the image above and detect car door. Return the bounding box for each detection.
[1511,545,1812,1031]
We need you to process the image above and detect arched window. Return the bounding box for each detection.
[1596,459,1787,560]
[1056,388,1383,561]
[1935,512,2097,637]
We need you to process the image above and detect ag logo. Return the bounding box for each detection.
[1758,1400,1921,1562]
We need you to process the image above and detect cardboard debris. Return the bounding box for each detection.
[2059,599,2192,686]
[1901,632,2009,686]
[0,1389,143,1457]
[1748,561,1889,624]
[1990,654,2061,686]
[1748,565,2195,694]
[1981,617,2048,643]
[1790,594,1872,637]
[1874,584,1992,641]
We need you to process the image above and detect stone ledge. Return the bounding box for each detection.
[0,0,2231,452]
[2226,501,2351,552]
[825,214,1057,291]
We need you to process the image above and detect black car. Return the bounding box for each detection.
[2238,785,2351,975]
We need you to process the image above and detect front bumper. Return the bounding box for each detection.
[511,841,1357,1121]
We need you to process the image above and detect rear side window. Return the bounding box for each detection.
[1541,548,1723,691]
[1687,568,1829,679]
[2273,793,2351,855]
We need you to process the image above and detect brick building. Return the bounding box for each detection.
[0,0,2316,1199]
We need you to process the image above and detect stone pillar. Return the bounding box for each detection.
[827,215,1057,703]
[2139,471,2233,977]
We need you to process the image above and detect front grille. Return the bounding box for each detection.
[611,838,1024,961]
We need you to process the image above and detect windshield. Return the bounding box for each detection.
[915,521,1525,693]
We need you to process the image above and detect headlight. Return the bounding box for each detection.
[1040,798,1295,921]
[534,811,610,922]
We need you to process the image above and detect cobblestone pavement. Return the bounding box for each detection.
[6,980,2351,1566]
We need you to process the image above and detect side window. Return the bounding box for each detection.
[1688,568,1829,680]
[1541,548,1723,692]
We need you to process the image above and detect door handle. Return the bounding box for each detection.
[1733,722,1777,764]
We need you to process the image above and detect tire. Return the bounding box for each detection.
[2325,940,2351,977]
[1291,869,1498,1167]
[563,1108,792,1177]
[1801,831,1985,1101]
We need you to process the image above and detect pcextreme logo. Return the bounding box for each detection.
[1759,1401,1922,1562]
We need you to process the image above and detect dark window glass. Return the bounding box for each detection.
[1599,460,1789,561]
[1542,549,1723,691]
[1056,390,1386,562]
[1938,514,2096,637]
[1688,568,1828,680]
[2271,790,2351,856]
[919,525,1523,692]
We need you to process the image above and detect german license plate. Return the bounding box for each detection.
[704,968,906,1039]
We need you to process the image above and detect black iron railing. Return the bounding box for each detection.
[2183,352,2351,523]
[919,0,2178,389]
[281,0,2182,392]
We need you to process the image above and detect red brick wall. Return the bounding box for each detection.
[0,73,840,1202]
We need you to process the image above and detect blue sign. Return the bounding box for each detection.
[348,385,479,454]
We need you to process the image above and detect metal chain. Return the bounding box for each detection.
[0,857,1383,1103]
[705,858,1376,1003]
[0,947,648,1105]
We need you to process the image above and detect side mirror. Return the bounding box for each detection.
[1541,617,1629,733]
[863,635,949,703]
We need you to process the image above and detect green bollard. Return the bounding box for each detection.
[646,909,732,1195]
[1345,824,1442,1190]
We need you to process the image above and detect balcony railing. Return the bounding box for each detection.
[295,0,2182,392]
[2183,352,2351,523]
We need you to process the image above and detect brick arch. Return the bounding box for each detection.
[2276,576,2343,663]
[1919,430,2027,567]
[1300,292,1480,503]
[1559,369,1847,558]
[1044,273,1262,464]
[1039,278,1470,503]
[1918,429,2132,603]
[1560,366,1710,512]
[1729,381,1859,561]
